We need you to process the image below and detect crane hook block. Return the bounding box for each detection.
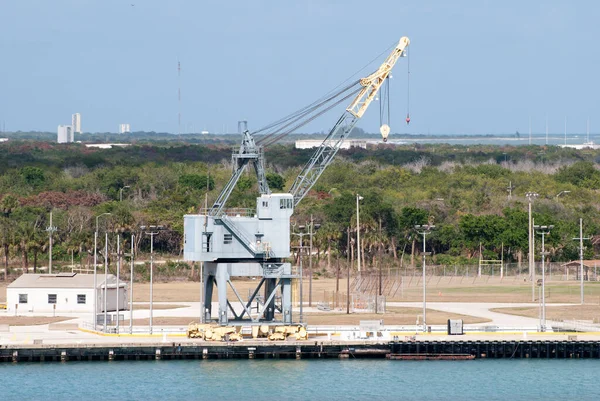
[380,124,390,142]
[406,114,411,125]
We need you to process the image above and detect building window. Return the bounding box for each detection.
[48,294,57,304]
[18,294,28,304]
[224,233,233,244]
[77,294,86,304]
[262,201,269,207]
[280,198,293,209]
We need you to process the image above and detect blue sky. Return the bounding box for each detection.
[0,0,598,136]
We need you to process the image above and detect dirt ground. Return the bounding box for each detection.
[490,305,600,323]
[0,316,72,326]
[4,277,600,305]
[133,303,188,310]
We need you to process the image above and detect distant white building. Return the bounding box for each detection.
[72,113,81,133]
[57,125,74,143]
[119,123,131,134]
[7,273,127,314]
[295,139,367,150]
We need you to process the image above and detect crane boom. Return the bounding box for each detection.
[289,36,410,206]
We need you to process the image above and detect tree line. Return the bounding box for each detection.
[0,139,599,279]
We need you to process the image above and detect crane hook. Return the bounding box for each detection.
[406,114,411,125]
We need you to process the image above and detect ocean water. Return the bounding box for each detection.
[1,359,599,400]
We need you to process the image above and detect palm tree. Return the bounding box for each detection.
[0,218,15,280]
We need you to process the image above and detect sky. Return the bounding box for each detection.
[0,0,599,136]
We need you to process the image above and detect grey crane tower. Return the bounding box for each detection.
[184,37,410,326]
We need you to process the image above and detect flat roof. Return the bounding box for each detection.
[8,273,125,289]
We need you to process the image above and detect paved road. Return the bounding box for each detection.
[2,301,598,346]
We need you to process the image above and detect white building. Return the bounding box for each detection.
[57,125,74,143]
[6,273,127,314]
[72,113,81,133]
[119,123,131,134]
[295,139,368,150]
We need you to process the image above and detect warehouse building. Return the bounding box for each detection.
[6,273,127,314]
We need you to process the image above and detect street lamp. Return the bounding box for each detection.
[555,190,571,199]
[525,192,539,302]
[534,224,553,332]
[356,194,364,273]
[414,224,435,333]
[93,212,111,331]
[141,225,164,334]
[119,185,131,202]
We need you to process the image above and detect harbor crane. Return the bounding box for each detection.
[184,37,410,326]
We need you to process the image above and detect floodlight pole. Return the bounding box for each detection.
[573,218,590,305]
[46,211,57,274]
[130,234,134,334]
[93,212,111,331]
[415,224,435,333]
[526,192,538,302]
[103,232,108,332]
[534,224,553,332]
[116,234,120,333]
[142,226,162,335]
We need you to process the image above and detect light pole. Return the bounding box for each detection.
[129,234,134,334]
[141,225,163,334]
[307,215,320,307]
[356,194,364,273]
[534,224,553,332]
[415,224,435,333]
[292,224,308,323]
[526,192,539,302]
[573,218,590,305]
[555,190,571,199]
[93,212,111,331]
[116,234,121,333]
[45,211,57,274]
[119,185,130,202]
[103,231,108,332]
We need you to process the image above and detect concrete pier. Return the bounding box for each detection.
[2,339,600,362]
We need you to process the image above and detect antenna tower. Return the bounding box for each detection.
[178,59,181,137]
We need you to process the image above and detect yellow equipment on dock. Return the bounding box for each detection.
[186,323,243,342]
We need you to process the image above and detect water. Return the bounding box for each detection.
[1,359,599,400]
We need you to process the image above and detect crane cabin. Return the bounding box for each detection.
[184,193,293,262]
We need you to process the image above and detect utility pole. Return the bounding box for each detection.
[46,211,57,274]
[573,218,590,305]
[506,181,515,200]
